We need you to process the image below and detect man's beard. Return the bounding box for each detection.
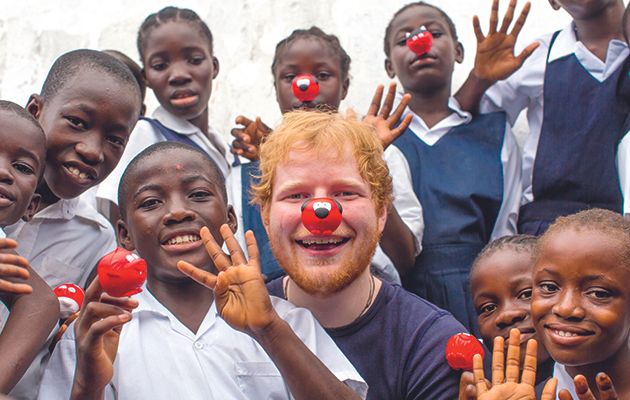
[270,229,381,296]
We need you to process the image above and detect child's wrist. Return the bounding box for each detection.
[469,69,495,89]
[71,379,106,400]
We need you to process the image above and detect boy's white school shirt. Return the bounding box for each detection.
[3,196,116,288]
[227,145,425,285]
[480,23,630,214]
[96,106,233,209]
[552,363,577,399]
[396,97,522,239]
[39,288,368,400]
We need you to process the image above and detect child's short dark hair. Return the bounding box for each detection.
[471,234,538,278]
[384,2,459,57]
[137,6,213,62]
[118,142,227,220]
[271,26,351,83]
[539,208,630,268]
[0,100,46,141]
[103,49,146,103]
[40,49,142,107]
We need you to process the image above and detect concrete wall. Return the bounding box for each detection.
[0,0,571,141]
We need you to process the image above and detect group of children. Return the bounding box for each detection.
[0,0,629,398]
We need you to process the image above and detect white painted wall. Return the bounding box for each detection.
[0,0,570,141]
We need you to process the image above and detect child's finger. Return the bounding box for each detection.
[378,82,397,119]
[516,42,540,65]
[367,85,384,116]
[234,115,254,127]
[488,0,499,34]
[383,114,413,149]
[99,293,139,312]
[472,16,485,43]
[595,373,618,400]
[0,263,30,280]
[219,224,247,266]
[176,260,218,289]
[83,275,104,306]
[77,301,133,335]
[520,338,538,386]
[509,1,531,38]
[491,335,505,386]
[199,226,231,271]
[0,253,30,269]
[0,279,32,295]
[244,231,261,272]
[84,313,131,343]
[472,353,488,395]
[574,374,596,400]
[0,238,18,250]
[498,0,516,33]
[387,92,409,127]
[505,328,521,383]
[558,389,575,400]
[540,378,558,400]
[458,371,475,400]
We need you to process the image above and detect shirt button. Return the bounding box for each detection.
[194,341,204,350]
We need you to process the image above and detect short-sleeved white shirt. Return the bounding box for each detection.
[39,289,367,400]
[397,97,522,240]
[96,106,233,208]
[3,196,116,288]
[481,23,630,212]
[552,363,576,399]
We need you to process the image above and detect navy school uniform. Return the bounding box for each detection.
[518,31,629,235]
[393,110,517,333]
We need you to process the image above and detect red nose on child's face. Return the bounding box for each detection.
[301,197,343,235]
[445,333,485,371]
[291,74,320,102]
[406,27,433,56]
[98,247,148,298]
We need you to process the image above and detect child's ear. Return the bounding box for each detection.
[384,58,396,79]
[341,77,350,100]
[211,56,220,80]
[548,0,561,10]
[455,41,464,64]
[117,220,135,251]
[226,204,237,234]
[21,194,41,222]
[26,94,44,119]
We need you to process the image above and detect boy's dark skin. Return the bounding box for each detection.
[71,147,361,400]
[455,0,622,114]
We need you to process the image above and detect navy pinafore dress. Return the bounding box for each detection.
[393,112,506,333]
[518,32,628,235]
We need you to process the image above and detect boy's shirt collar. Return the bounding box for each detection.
[548,22,628,82]
[27,197,110,229]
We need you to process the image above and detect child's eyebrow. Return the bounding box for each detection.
[181,174,216,186]
[13,147,43,165]
[133,183,162,199]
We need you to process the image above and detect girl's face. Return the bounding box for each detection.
[531,228,630,367]
[385,5,463,94]
[142,21,218,122]
[471,248,549,364]
[273,37,349,114]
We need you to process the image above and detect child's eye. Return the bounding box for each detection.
[65,116,87,130]
[430,31,443,38]
[151,62,167,71]
[396,36,409,47]
[106,135,126,148]
[586,288,612,300]
[517,288,533,301]
[316,72,331,81]
[190,190,212,200]
[189,56,205,65]
[139,198,161,209]
[282,73,296,83]
[13,162,35,175]
[478,303,496,315]
[539,282,559,294]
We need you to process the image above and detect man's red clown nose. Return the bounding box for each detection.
[301,197,343,235]
[292,74,320,102]
[406,26,433,56]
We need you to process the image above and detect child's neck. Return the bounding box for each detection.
[35,181,60,212]
[566,343,630,398]
[572,2,624,62]
[188,108,209,135]
[147,276,214,334]
[406,86,453,129]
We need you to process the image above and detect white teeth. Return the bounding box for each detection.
[166,234,201,245]
[301,238,342,245]
[67,166,89,180]
[554,330,578,337]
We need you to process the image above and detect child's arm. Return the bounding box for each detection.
[231,116,271,161]
[0,240,59,393]
[177,225,363,400]
[454,0,539,114]
[69,280,137,400]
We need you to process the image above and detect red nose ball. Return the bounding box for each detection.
[445,333,485,371]
[291,74,320,102]
[98,247,147,298]
[301,197,343,235]
[406,27,433,56]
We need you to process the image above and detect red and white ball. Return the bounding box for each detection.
[53,283,85,319]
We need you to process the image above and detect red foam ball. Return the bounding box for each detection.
[97,247,147,298]
[301,197,343,235]
[54,283,85,319]
[445,333,485,371]
[291,74,320,102]
[406,27,433,56]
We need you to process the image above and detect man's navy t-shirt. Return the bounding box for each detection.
[268,278,464,399]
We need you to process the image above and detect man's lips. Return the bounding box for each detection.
[295,236,350,251]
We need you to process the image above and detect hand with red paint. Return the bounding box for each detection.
[230,115,271,161]
[360,82,413,149]
[471,0,539,82]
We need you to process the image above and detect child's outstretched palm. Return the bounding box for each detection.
[177,225,277,337]
[472,0,539,81]
[359,82,412,149]
[230,116,271,161]
[0,239,32,295]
